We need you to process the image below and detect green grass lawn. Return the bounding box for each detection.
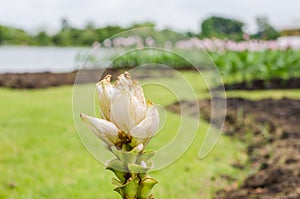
[1,71,299,199]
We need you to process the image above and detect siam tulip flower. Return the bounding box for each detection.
[80,72,159,199]
[80,72,159,150]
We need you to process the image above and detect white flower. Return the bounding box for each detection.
[80,72,159,149]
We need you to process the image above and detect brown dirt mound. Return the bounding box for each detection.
[0,72,76,89]
[0,68,175,89]
[215,78,300,90]
[167,98,300,199]
[0,69,122,89]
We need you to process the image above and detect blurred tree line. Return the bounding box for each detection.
[0,16,280,46]
[199,16,279,41]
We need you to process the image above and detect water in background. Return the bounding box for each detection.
[0,46,93,73]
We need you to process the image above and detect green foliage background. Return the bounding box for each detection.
[0,15,280,46]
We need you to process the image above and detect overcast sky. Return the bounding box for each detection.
[0,0,299,34]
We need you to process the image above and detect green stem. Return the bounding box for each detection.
[107,147,157,199]
[107,138,157,198]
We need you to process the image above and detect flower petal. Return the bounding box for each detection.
[130,94,146,124]
[133,84,146,106]
[147,103,160,138]
[110,91,135,133]
[96,75,119,120]
[80,113,119,146]
[130,115,152,139]
[116,72,133,91]
[116,72,146,106]
[130,103,159,144]
[113,72,147,124]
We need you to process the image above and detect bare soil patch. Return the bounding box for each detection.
[0,68,175,89]
[215,78,300,90]
[0,69,122,89]
[168,98,300,198]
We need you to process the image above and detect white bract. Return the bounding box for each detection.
[80,72,159,149]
